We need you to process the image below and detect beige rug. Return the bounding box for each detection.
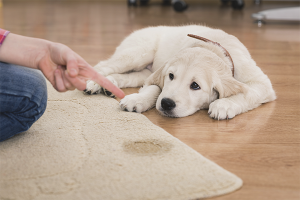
[0,83,242,200]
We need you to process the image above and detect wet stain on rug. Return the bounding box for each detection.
[123,139,173,156]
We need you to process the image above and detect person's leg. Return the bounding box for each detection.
[0,62,47,141]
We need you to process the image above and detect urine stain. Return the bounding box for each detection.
[123,139,172,156]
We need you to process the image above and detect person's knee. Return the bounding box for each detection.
[16,68,48,128]
[0,63,48,141]
[0,93,47,141]
[29,69,48,114]
[16,65,48,118]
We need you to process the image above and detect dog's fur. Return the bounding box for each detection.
[85,25,276,119]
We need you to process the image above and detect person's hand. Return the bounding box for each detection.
[0,33,125,99]
[38,42,125,98]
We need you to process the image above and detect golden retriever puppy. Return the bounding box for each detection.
[84,25,276,119]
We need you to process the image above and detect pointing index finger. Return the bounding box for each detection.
[78,63,125,99]
[92,72,125,99]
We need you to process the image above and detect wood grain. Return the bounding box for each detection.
[2,1,299,199]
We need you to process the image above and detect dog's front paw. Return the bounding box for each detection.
[208,99,239,120]
[84,80,102,95]
[119,94,151,113]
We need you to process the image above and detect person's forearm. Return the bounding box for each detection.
[0,33,51,69]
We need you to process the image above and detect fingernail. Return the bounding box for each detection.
[71,69,77,74]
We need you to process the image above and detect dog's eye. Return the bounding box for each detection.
[190,82,201,90]
[169,73,174,80]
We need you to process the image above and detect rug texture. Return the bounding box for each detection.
[0,82,242,200]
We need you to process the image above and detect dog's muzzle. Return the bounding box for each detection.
[161,98,176,111]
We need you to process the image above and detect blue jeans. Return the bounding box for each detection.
[0,62,47,141]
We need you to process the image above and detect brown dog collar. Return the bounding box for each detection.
[187,34,235,77]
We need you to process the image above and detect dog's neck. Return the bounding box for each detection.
[187,34,234,77]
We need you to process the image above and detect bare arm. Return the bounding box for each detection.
[0,33,125,98]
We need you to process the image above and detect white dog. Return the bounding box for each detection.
[84,25,276,119]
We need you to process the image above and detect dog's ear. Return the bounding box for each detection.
[213,75,248,99]
[144,64,167,89]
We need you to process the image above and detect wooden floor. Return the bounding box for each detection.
[2,1,299,199]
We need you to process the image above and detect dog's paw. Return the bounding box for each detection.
[208,98,238,120]
[84,80,102,95]
[119,94,151,113]
[101,76,118,98]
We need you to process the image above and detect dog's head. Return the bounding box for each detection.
[145,45,247,117]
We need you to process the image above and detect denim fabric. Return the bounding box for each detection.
[0,62,47,141]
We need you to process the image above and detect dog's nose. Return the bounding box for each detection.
[161,98,176,111]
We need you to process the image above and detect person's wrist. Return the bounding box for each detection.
[34,38,53,70]
[0,33,54,70]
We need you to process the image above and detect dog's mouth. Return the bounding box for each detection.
[157,108,178,118]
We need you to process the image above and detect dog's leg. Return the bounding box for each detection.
[95,48,154,76]
[84,48,155,95]
[208,81,276,120]
[119,85,161,113]
[109,68,152,88]
[101,68,152,98]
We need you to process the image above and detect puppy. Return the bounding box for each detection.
[84,25,276,119]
